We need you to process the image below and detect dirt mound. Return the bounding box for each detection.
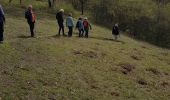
[111,91,120,96]
[72,49,106,58]
[91,85,99,89]
[141,45,148,49]
[131,55,141,60]
[137,79,147,85]
[83,51,98,58]
[72,50,83,55]
[146,68,160,75]
[118,63,135,74]
[161,81,169,87]
[164,72,169,76]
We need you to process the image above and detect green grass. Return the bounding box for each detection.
[0,2,170,100]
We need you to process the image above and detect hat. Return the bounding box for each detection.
[79,17,82,20]
[68,13,72,16]
[0,5,4,15]
[59,9,64,12]
[84,17,88,20]
[28,5,33,8]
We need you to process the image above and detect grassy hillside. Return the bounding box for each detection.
[0,2,170,100]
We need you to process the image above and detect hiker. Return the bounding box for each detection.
[25,5,36,37]
[112,24,120,40]
[83,17,92,38]
[76,17,84,37]
[66,13,74,37]
[56,9,65,36]
[0,5,5,43]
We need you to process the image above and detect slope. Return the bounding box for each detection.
[0,3,170,100]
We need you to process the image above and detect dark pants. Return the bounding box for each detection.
[84,28,89,38]
[68,26,73,37]
[78,29,84,37]
[58,23,65,36]
[0,22,4,42]
[28,22,35,37]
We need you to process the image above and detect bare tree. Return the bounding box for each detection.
[80,0,88,15]
[48,0,52,8]
[20,0,22,4]
[48,0,57,8]
[9,0,12,3]
[9,0,22,4]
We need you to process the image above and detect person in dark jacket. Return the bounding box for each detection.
[83,17,92,38]
[25,5,36,37]
[112,24,120,40]
[0,5,5,43]
[56,9,65,36]
[76,17,84,37]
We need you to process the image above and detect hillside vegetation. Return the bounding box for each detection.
[70,0,170,48]
[0,0,170,100]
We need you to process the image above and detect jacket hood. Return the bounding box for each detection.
[0,5,4,15]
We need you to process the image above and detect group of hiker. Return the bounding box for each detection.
[0,5,120,44]
[25,5,92,38]
[56,9,92,38]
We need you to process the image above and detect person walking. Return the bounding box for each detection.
[76,17,84,37]
[66,13,74,37]
[83,17,92,38]
[0,5,5,43]
[56,9,65,36]
[112,24,120,40]
[25,5,36,37]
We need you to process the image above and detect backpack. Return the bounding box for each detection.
[56,13,59,20]
[76,21,80,28]
[31,12,35,22]
[25,11,29,19]
[83,21,89,28]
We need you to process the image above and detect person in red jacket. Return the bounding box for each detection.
[25,5,36,37]
[83,17,92,38]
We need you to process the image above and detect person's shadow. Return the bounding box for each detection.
[90,36,126,44]
[50,34,68,38]
[18,35,32,39]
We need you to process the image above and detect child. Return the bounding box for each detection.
[83,17,92,38]
[76,17,84,37]
[112,24,119,40]
[66,13,74,37]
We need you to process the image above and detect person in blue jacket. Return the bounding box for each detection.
[0,5,5,43]
[66,13,74,37]
[76,17,84,37]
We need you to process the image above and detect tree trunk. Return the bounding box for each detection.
[20,0,22,4]
[81,1,84,15]
[9,0,13,3]
[48,0,52,8]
